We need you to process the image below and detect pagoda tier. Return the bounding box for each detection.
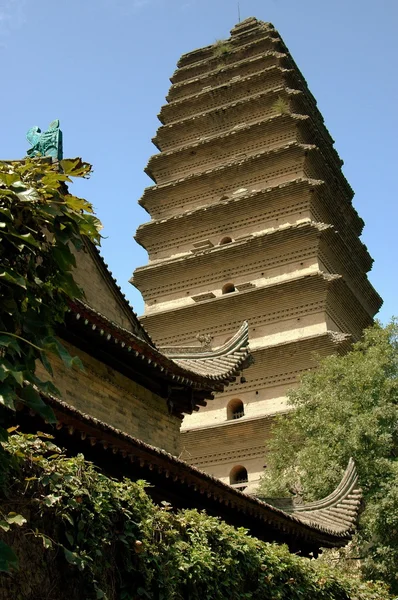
[180,331,351,491]
[134,223,380,317]
[132,17,382,490]
[139,272,373,347]
[136,180,365,261]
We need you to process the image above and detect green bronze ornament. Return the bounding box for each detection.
[26,119,63,160]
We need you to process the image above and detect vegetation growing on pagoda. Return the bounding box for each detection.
[213,39,233,58]
[0,431,392,600]
[272,96,291,115]
[258,321,398,593]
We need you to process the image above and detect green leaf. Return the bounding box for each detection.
[40,351,53,376]
[59,158,91,178]
[65,195,94,214]
[0,363,10,383]
[53,244,76,271]
[0,207,14,221]
[0,172,21,187]
[43,337,83,371]
[20,385,56,423]
[7,231,40,248]
[0,334,21,355]
[57,271,82,298]
[63,546,84,569]
[6,512,27,526]
[43,494,61,507]
[65,531,74,546]
[0,383,16,409]
[9,369,24,386]
[0,427,8,442]
[15,187,40,203]
[30,376,60,397]
[0,521,10,532]
[39,534,53,549]
[0,268,26,289]
[0,540,19,573]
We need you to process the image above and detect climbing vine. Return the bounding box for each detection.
[0,432,392,599]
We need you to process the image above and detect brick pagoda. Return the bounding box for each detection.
[132,17,382,492]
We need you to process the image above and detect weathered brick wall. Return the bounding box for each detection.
[36,341,181,456]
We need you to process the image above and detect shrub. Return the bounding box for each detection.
[0,432,392,600]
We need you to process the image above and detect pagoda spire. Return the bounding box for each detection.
[132,18,382,492]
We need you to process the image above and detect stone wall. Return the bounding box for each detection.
[36,340,181,456]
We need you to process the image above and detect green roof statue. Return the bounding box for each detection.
[26,119,63,160]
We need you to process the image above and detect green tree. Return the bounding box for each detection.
[257,322,398,592]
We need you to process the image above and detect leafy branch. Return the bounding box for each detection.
[0,431,392,599]
[0,157,102,432]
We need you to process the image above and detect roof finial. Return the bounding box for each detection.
[237,1,241,23]
[26,120,63,161]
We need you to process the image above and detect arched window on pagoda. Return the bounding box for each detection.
[229,465,248,486]
[227,398,244,421]
[222,282,235,294]
[219,236,233,245]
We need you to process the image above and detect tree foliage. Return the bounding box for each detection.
[258,322,398,592]
[0,432,392,600]
[0,157,101,435]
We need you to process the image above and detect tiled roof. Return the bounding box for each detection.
[33,391,361,553]
[262,459,361,537]
[85,240,154,345]
[163,322,252,379]
[67,299,251,394]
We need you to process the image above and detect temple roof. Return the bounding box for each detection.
[262,459,361,536]
[25,391,361,554]
[65,299,251,416]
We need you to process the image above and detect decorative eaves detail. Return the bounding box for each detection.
[67,300,251,388]
[162,322,252,379]
[263,459,361,536]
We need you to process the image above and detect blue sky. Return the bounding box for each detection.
[1,0,397,322]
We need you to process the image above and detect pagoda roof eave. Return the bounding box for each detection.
[169,49,286,95]
[153,86,300,142]
[160,64,294,119]
[176,23,278,71]
[133,220,330,277]
[138,270,337,321]
[148,112,308,168]
[135,178,322,239]
[139,142,315,210]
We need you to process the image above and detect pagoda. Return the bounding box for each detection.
[132,17,382,492]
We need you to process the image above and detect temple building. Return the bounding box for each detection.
[132,17,382,491]
[11,234,362,555]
